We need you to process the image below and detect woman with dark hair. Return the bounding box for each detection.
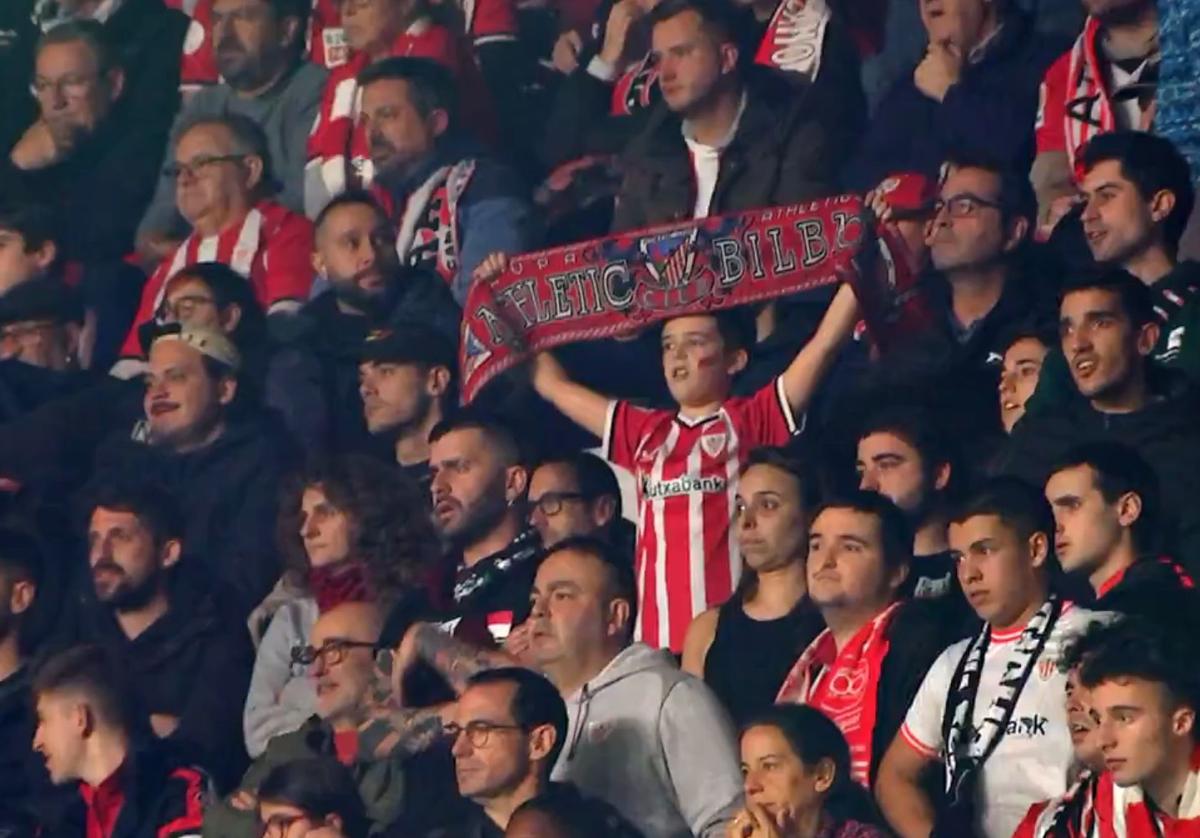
[729,706,886,838]
[243,455,438,757]
[256,758,369,838]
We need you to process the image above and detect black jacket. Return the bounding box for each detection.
[93,415,295,618]
[1093,557,1199,620]
[994,387,1200,572]
[265,272,461,460]
[64,584,253,792]
[39,741,211,838]
[611,68,855,232]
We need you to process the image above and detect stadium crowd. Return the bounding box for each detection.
[1,0,1200,834]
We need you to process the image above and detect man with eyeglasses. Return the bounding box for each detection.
[136,0,328,266]
[206,601,413,838]
[526,453,627,552]
[861,151,1053,453]
[2,21,176,270]
[114,113,314,375]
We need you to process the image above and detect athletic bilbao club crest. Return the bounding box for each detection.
[1038,657,1057,681]
[699,427,728,458]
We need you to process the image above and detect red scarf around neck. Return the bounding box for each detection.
[308,561,372,613]
[776,603,901,786]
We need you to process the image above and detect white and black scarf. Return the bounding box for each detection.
[939,596,1062,825]
[452,527,541,608]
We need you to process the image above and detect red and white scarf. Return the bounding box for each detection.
[376,160,476,288]
[776,603,900,785]
[754,0,832,82]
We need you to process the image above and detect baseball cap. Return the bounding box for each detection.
[876,173,938,216]
[144,322,242,371]
[0,278,83,327]
[359,324,457,371]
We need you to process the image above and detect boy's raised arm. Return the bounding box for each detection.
[779,283,860,414]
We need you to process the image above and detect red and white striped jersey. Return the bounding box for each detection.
[304,21,496,204]
[604,378,802,652]
[119,201,314,358]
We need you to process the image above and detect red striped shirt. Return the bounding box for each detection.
[119,200,314,358]
[604,378,800,651]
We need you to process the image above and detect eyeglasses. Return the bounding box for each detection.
[443,720,526,748]
[30,73,100,100]
[163,154,246,181]
[932,194,1004,219]
[528,492,588,517]
[258,812,313,838]
[157,294,217,323]
[291,640,377,669]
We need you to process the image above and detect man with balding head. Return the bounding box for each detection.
[115,114,314,370]
[205,601,411,838]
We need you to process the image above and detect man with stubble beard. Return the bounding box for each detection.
[425,411,541,649]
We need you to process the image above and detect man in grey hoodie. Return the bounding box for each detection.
[377,536,744,838]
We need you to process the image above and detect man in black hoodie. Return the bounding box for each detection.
[995,270,1200,569]
[62,478,252,792]
[1044,441,1196,616]
[266,189,460,460]
[94,325,292,619]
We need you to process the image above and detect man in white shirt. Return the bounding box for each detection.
[875,477,1107,838]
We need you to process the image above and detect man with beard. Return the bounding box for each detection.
[136,0,328,264]
[267,189,459,458]
[58,479,252,791]
[358,57,535,304]
[427,412,540,648]
[358,325,455,492]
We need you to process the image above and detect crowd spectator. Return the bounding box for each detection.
[609,0,851,232]
[997,324,1052,435]
[776,492,950,786]
[0,527,46,832]
[137,0,329,264]
[3,21,179,267]
[425,414,541,647]
[31,644,210,838]
[846,0,1065,189]
[359,58,534,304]
[0,203,58,297]
[526,453,626,550]
[875,478,1106,838]
[0,279,86,393]
[996,270,1200,567]
[253,758,370,838]
[61,480,253,791]
[358,326,456,489]
[682,447,824,727]
[1032,0,1160,227]
[855,406,961,604]
[244,455,436,757]
[443,667,567,834]
[303,0,495,215]
[1044,441,1196,615]
[96,325,293,617]
[116,114,315,371]
[1030,132,1200,411]
[206,602,408,836]
[733,705,888,838]
[266,189,458,458]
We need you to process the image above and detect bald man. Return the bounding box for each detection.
[204,602,411,838]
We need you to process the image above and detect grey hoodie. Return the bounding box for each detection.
[551,643,743,838]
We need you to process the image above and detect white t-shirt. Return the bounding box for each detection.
[899,604,1107,838]
[681,93,748,219]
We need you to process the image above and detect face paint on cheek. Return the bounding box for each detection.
[695,352,722,370]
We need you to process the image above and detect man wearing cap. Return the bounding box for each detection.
[93,324,293,619]
[267,189,459,459]
[358,325,456,493]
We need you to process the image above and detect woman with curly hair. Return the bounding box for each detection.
[243,455,438,758]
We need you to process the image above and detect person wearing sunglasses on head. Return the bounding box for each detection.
[206,602,410,838]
